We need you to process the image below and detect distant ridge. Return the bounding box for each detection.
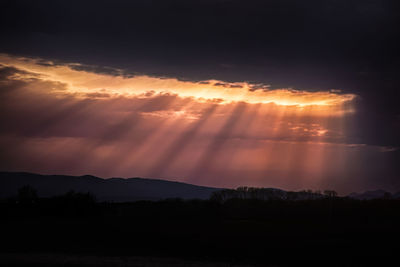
[348,189,400,200]
[2,172,399,202]
[0,172,222,201]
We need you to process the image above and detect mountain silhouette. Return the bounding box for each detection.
[348,189,400,200]
[0,172,222,201]
[3,172,399,202]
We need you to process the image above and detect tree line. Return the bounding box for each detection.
[210,186,338,203]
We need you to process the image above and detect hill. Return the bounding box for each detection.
[348,189,400,200]
[0,172,222,201]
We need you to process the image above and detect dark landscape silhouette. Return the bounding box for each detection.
[1,172,399,201]
[0,172,222,201]
[1,172,400,266]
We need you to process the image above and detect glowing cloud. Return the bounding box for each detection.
[0,54,356,113]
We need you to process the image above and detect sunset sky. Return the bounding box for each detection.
[1,0,399,194]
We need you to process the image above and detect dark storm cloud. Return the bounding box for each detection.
[213,82,229,87]
[0,64,38,82]
[0,65,21,79]
[2,1,399,89]
[67,64,136,78]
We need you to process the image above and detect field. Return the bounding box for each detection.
[1,197,399,266]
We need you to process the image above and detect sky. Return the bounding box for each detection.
[0,0,399,194]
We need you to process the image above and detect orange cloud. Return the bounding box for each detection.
[0,54,356,115]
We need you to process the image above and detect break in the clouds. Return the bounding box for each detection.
[0,54,356,108]
[0,54,398,193]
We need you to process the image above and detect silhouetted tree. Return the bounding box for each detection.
[383,192,392,199]
[323,190,338,198]
[17,185,38,204]
[212,187,339,202]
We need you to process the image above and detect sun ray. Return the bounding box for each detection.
[145,103,220,178]
[188,102,248,184]
[112,96,204,174]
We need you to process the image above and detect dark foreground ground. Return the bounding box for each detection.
[1,197,400,266]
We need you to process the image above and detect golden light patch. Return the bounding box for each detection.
[0,54,356,116]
